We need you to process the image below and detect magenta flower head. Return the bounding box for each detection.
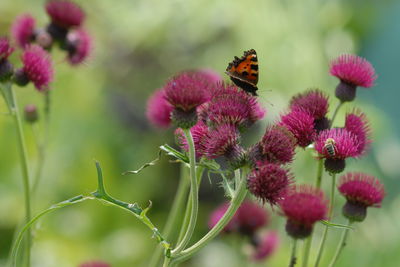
[252,231,279,262]
[0,37,14,81]
[79,261,110,267]
[146,89,173,128]
[247,162,293,206]
[345,109,371,156]
[11,14,36,48]
[290,89,330,132]
[164,72,209,128]
[206,83,265,130]
[66,28,92,65]
[279,108,316,147]
[46,0,85,28]
[15,45,53,91]
[208,202,237,233]
[250,125,296,165]
[330,54,377,102]
[236,200,269,235]
[175,122,208,158]
[280,185,328,239]
[204,123,244,168]
[315,128,359,173]
[197,68,222,84]
[338,172,385,222]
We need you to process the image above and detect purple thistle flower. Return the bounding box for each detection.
[330,54,377,102]
[279,108,316,147]
[207,83,265,129]
[11,14,36,48]
[247,162,293,206]
[66,28,92,65]
[197,68,222,84]
[46,0,85,29]
[315,128,359,160]
[252,231,279,262]
[208,202,237,233]
[236,200,269,235]
[146,89,173,128]
[345,109,371,156]
[0,37,14,60]
[290,89,329,120]
[280,185,328,239]
[255,125,297,165]
[20,45,54,91]
[79,262,110,267]
[175,121,208,158]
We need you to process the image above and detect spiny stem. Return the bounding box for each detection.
[289,239,298,267]
[172,129,198,253]
[314,174,336,267]
[327,220,352,267]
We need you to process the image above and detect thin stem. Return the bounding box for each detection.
[315,159,324,188]
[330,102,343,127]
[171,167,249,264]
[314,174,336,267]
[172,129,198,253]
[148,165,189,267]
[289,239,298,267]
[327,220,352,267]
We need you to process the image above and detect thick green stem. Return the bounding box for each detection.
[315,159,324,188]
[148,165,189,267]
[314,174,336,267]
[289,239,298,267]
[170,167,249,264]
[330,102,343,127]
[327,220,352,267]
[172,129,198,253]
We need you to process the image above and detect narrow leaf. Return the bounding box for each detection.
[320,220,354,230]
[123,150,162,175]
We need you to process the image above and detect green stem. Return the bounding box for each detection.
[330,102,343,127]
[170,167,249,264]
[315,159,324,188]
[7,85,32,267]
[327,220,352,267]
[314,174,336,267]
[289,239,298,267]
[172,129,198,253]
[148,165,189,267]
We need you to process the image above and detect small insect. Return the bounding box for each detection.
[324,138,336,157]
[225,49,259,96]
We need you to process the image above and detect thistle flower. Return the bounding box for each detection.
[146,89,173,128]
[24,104,39,123]
[66,28,92,65]
[208,202,237,233]
[345,109,371,156]
[338,172,385,222]
[290,89,329,120]
[247,162,293,206]
[314,128,360,173]
[252,231,279,262]
[330,54,377,102]
[207,83,265,129]
[236,200,269,235]
[279,108,316,147]
[16,45,53,91]
[175,122,208,158]
[11,14,36,48]
[280,185,328,239]
[164,72,209,128]
[252,125,296,165]
[79,262,110,267]
[46,0,85,29]
[0,37,14,81]
[197,68,222,84]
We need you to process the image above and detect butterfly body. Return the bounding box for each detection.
[225,49,259,95]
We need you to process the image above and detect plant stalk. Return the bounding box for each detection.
[289,238,298,267]
[327,220,352,267]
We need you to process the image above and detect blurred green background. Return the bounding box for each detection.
[1,0,400,266]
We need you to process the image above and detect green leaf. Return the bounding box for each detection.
[160,144,189,163]
[320,220,354,230]
[123,150,162,175]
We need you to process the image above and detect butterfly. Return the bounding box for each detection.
[225,49,259,96]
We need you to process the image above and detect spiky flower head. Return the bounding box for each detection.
[290,89,329,120]
[146,89,173,128]
[338,172,385,222]
[0,37,14,60]
[79,262,110,267]
[254,125,297,165]
[280,185,328,239]
[236,200,269,236]
[208,202,237,233]
[345,109,371,156]
[17,45,53,91]
[315,128,360,173]
[247,162,293,206]
[11,14,36,48]
[0,37,14,81]
[206,83,265,130]
[46,0,85,29]
[330,54,377,102]
[66,28,92,65]
[252,231,279,262]
[197,68,222,84]
[175,122,208,158]
[279,108,316,147]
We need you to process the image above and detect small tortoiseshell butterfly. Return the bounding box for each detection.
[225,49,259,96]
